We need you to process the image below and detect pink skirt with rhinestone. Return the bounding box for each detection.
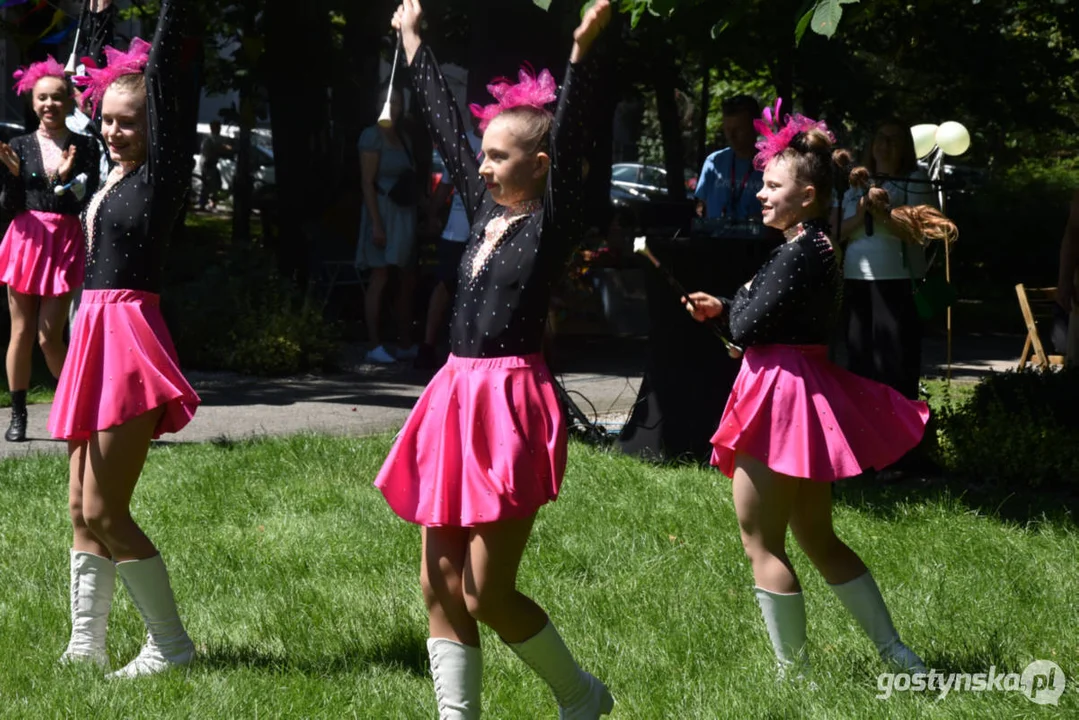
[47,289,200,441]
[374,353,567,527]
[710,344,929,481]
[0,210,85,296]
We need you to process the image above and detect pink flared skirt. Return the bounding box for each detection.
[0,210,85,296]
[710,344,930,481]
[374,353,567,527]
[47,290,201,441]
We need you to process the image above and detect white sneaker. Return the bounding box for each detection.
[395,344,420,360]
[365,345,397,364]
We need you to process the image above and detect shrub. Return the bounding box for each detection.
[162,217,338,376]
[937,368,1079,493]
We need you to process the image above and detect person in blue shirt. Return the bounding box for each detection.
[694,95,763,220]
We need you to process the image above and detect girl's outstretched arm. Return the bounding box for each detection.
[395,0,486,223]
[544,0,612,251]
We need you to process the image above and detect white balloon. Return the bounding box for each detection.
[911,124,939,159]
[936,121,971,156]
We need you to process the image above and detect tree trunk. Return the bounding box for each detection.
[773,38,794,110]
[231,88,253,245]
[265,0,334,288]
[696,59,710,171]
[654,55,685,198]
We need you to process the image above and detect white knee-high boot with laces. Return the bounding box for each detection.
[427,638,483,719]
[110,554,195,678]
[829,571,927,673]
[506,621,613,719]
[59,550,116,668]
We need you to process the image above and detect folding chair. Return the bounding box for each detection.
[1015,284,1066,370]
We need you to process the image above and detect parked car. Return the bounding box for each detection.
[190,123,275,205]
[0,122,25,143]
[611,162,696,201]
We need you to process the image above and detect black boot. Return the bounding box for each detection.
[5,390,27,443]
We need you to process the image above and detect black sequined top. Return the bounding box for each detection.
[722,220,840,347]
[409,45,595,358]
[81,0,196,293]
[0,133,100,216]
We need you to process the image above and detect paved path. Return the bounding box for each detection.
[0,333,1022,460]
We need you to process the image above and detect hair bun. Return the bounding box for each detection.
[847,165,871,190]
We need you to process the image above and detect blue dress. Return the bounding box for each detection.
[355,126,418,269]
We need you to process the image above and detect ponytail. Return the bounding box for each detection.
[848,165,958,246]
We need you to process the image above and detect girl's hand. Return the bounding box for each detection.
[571,0,612,63]
[682,292,723,322]
[393,0,423,63]
[0,143,20,177]
[90,0,113,12]
[58,146,77,183]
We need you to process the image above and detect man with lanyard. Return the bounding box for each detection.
[694,95,763,222]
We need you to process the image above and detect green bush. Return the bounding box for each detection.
[162,218,338,376]
[937,368,1079,492]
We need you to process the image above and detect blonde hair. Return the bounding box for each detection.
[491,105,553,154]
[776,127,853,216]
[107,72,147,98]
[849,166,958,246]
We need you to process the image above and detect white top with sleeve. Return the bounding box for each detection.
[842,168,936,281]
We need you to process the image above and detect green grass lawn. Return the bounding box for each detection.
[0,435,1074,718]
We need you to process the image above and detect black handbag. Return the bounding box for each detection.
[384,138,418,208]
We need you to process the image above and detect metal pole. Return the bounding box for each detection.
[930,147,952,382]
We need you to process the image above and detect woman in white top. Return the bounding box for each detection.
[839,120,937,400]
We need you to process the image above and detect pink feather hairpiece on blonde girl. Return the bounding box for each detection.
[468,65,557,132]
[73,37,152,117]
[12,56,67,96]
[752,97,836,171]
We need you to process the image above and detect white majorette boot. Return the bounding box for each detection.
[110,554,195,678]
[754,587,811,681]
[427,638,482,719]
[59,550,116,668]
[829,571,927,674]
[506,621,613,720]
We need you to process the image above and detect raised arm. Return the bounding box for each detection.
[78,0,117,69]
[145,0,199,189]
[395,1,485,222]
[543,1,611,247]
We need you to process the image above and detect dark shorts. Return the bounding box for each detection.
[437,238,468,291]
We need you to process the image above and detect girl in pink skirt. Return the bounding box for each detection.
[47,0,200,678]
[684,106,956,681]
[0,57,100,442]
[377,1,614,716]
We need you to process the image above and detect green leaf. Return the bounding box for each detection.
[710,2,752,40]
[580,0,599,19]
[649,0,677,16]
[626,0,648,27]
[533,0,553,11]
[810,0,843,39]
[794,7,814,45]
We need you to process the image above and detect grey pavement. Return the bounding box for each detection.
[0,333,1022,460]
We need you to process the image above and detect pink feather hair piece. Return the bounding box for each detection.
[468,65,557,132]
[73,37,152,117]
[12,55,67,97]
[753,97,835,171]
